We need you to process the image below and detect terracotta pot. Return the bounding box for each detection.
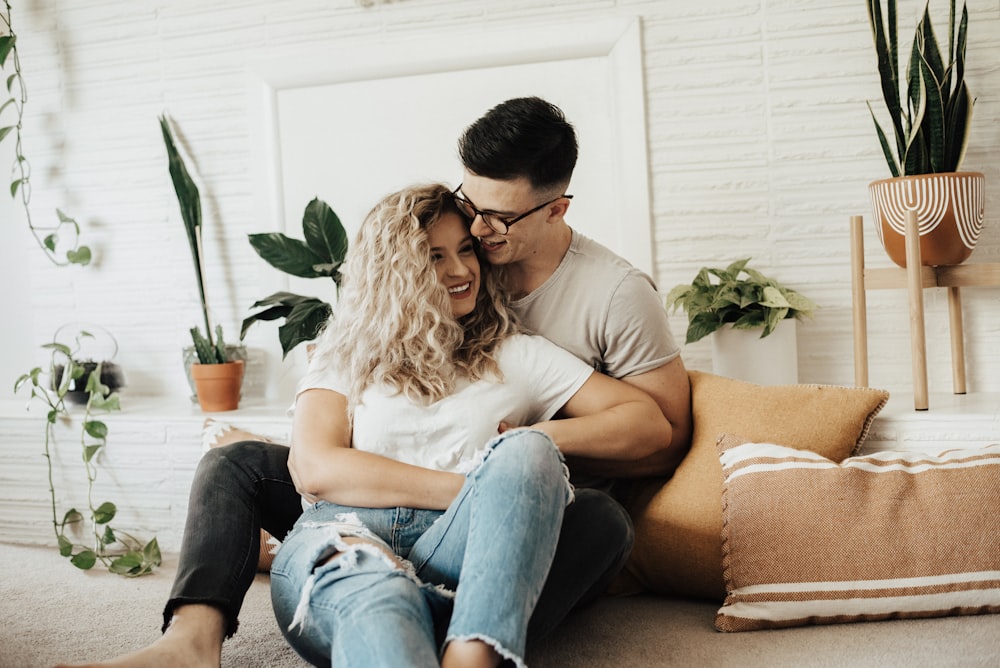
[868,172,985,268]
[182,344,248,403]
[190,360,245,412]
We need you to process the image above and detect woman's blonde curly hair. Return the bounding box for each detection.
[309,183,520,410]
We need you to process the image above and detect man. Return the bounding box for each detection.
[455,96,691,482]
[63,97,691,668]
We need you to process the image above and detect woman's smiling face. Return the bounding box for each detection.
[429,212,481,319]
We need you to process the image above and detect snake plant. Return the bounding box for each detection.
[866,0,975,177]
[160,114,215,348]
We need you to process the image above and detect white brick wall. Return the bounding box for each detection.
[2,0,998,405]
[0,397,291,550]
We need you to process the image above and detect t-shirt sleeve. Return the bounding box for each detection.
[602,271,681,379]
[287,358,350,416]
[504,335,594,424]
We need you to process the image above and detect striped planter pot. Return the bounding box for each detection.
[868,172,985,268]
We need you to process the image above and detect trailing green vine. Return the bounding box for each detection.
[0,0,90,266]
[14,332,160,576]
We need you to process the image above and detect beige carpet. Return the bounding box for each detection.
[1,541,997,667]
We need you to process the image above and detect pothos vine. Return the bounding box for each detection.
[1,0,91,266]
[14,332,160,576]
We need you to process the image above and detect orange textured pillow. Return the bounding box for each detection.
[613,371,889,601]
[716,436,1000,631]
[202,419,289,572]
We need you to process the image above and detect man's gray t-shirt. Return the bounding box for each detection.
[510,229,680,379]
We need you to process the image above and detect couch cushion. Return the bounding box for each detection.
[715,435,1000,631]
[612,371,889,600]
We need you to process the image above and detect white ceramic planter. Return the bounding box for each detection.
[711,319,798,386]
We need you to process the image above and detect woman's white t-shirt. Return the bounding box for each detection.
[295,334,593,473]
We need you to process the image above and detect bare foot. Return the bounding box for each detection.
[53,604,225,668]
[441,638,502,668]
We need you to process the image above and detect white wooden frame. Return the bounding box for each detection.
[245,17,654,274]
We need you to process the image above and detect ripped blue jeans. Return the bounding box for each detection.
[270,429,573,668]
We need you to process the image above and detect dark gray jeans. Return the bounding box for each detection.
[164,440,634,643]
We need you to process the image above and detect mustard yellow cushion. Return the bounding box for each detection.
[613,371,889,601]
[715,436,1000,631]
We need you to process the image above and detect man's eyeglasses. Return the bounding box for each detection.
[451,184,573,236]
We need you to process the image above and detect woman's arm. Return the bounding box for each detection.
[529,372,671,462]
[289,388,464,510]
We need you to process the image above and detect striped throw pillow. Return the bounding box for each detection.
[716,436,1000,632]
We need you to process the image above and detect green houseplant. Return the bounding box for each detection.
[240,197,348,357]
[14,329,160,576]
[666,258,816,345]
[865,0,983,267]
[866,0,973,177]
[159,114,247,396]
[189,324,244,411]
[1,1,90,266]
[51,325,125,406]
[667,259,816,385]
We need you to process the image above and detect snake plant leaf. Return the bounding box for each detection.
[160,114,213,345]
[866,0,974,176]
[868,103,901,177]
[867,0,905,150]
[917,53,946,173]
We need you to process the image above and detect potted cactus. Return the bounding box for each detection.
[189,325,243,412]
[865,0,983,267]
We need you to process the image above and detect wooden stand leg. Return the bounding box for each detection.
[850,215,869,387]
[904,210,928,410]
[948,286,967,394]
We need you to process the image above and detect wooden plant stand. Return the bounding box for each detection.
[850,210,1000,410]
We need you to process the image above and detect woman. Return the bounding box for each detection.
[271,183,669,668]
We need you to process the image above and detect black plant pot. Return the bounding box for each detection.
[53,361,126,405]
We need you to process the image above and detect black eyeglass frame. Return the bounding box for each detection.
[451,184,573,235]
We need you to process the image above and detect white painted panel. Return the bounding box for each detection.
[246,17,652,399]
[276,57,620,258]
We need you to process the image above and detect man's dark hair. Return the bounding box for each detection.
[458,97,578,191]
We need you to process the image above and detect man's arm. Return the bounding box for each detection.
[530,371,672,462]
[564,356,693,478]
